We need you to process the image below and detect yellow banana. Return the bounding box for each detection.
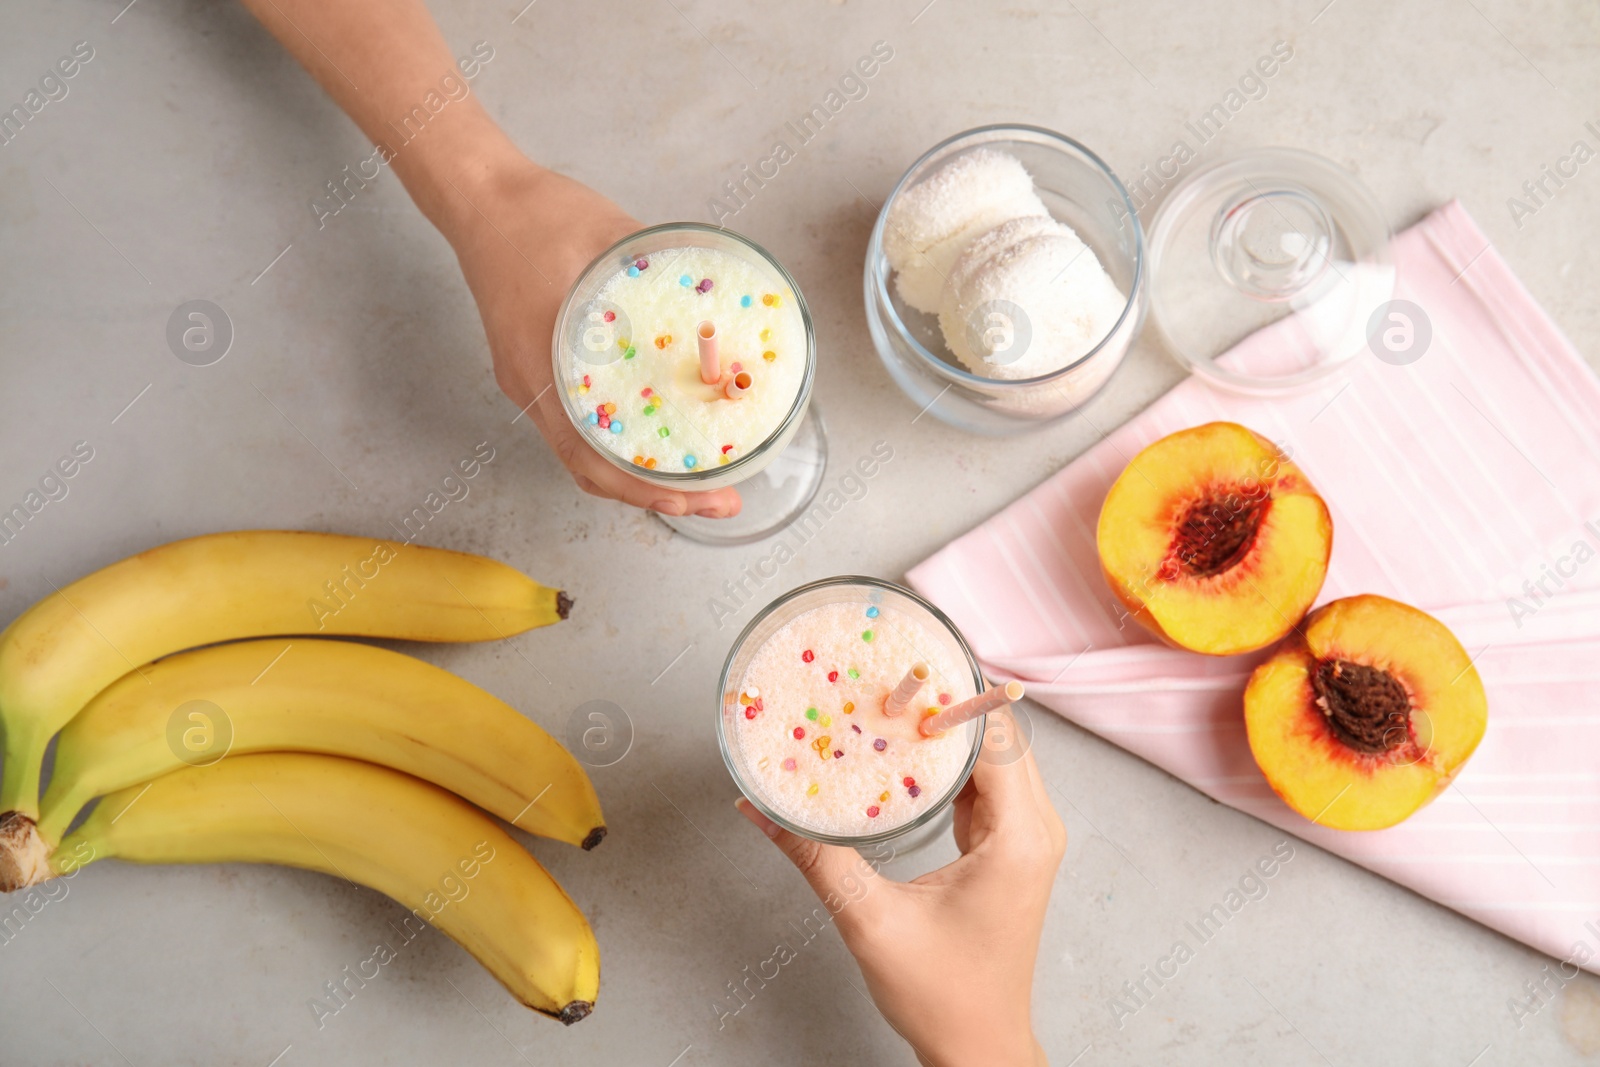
[49,753,600,1023]
[0,530,569,819]
[35,639,604,852]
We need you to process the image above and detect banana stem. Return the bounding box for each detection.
[0,720,47,821]
[33,800,74,850]
[35,758,94,849]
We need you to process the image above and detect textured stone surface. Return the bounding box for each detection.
[2,0,1598,1063]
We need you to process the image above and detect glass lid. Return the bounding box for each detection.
[1146,147,1395,395]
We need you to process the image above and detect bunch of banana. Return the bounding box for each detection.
[0,530,603,1023]
[52,753,600,1024]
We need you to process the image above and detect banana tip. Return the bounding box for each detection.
[557,1000,593,1026]
[0,812,51,893]
[581,826,606,851]
[557,591,573,620]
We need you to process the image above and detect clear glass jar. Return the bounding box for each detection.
[717,576,985,849]
[864,125,1147,435]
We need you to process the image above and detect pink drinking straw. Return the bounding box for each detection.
[919,680,1025,737]
[883,662,930,717]
[697,320,720,384]
[723,370,754,400]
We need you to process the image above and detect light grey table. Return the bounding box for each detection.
[3,1,1598,1064]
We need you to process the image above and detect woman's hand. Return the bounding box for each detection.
[444,157,741,519]
[237,0,739,519]
[737,707,1066,1067]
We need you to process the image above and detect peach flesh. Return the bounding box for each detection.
[1244,594,1488,830]
[1098,421,1333,658]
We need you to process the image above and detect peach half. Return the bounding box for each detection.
[1244,595,1488,831]
[1097,422,1332,656]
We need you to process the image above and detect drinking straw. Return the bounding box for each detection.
[697,320,720,384]
[883,662,930,717]
[919,680,1024,736]
[723,370,754,400]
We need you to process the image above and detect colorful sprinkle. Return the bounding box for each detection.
[719,455,730,466]
[762,293,778,306]
[866,805,880,818]
[731,361,743,373]
[908,785,922,797]
[807,783,819,796]
[843,701,855,714]
[586,412,599,425]
[658,427,670,438]
[793,727,805,740]
[744,706,756,720]
[802,650,815,663]
[624,346,637,360]
[872,738,887,752]
[805,707,818,721]
[820,715,831,727]
[679,274,692,287]
[862,630,875,642]
[627,265,640,278]
[782,758,796,771]
[757,756,769,770]
[635,258,649,270]
[609,421,624,434]
[848,668,860,679]
[721,444,734,454]
[925,707,939,717]
[597,415,610,429]
[866,606,880,618]
[760,328,771,341]
[879,791,890,802]
[633,454,645,465]
[683,455,697,469]
[740,294,753,308]
[762,350,777,362]
[644,404,657,415]
[654,334,672,349]
[851,724,862,734]
[603,311,616,323]
[697,278,714,293]
[603,402,616,415]
[833,749,844,759]
[644,458,658,469]
[583,375,591,386]
[828,671,838,683]
[902,777,916,787]
[641,387,653,397]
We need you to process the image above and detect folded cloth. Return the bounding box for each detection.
[907,201,1600,971]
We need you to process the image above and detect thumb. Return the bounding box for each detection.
[735,798,879,906]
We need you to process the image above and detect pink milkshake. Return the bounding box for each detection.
[719,578,985,844]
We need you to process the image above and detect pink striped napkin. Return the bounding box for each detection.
[907,201,1600,971]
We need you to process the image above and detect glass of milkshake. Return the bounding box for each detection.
[718,576,987,849]
[553,222,825,545]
